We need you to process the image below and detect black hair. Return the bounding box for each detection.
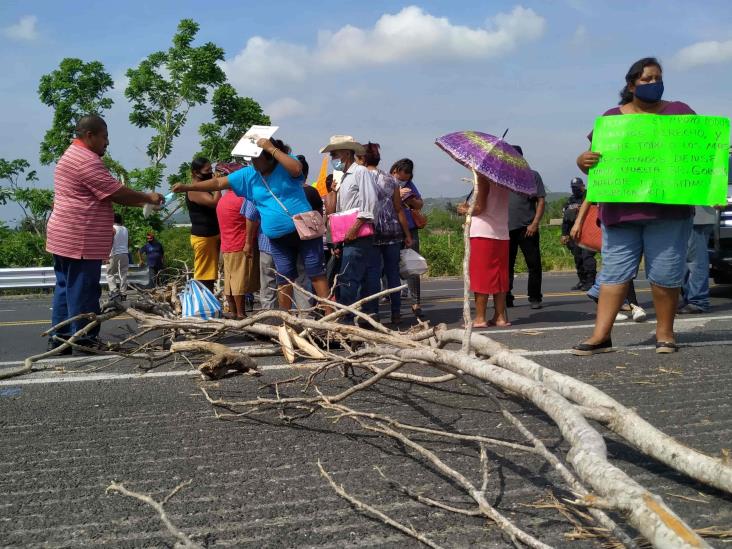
[296,154,309,180]
[619,57,662,105]
[512,145,523,156]
[75,115,107,137]
[260,138,291,165]
[191,157,210,174]
[363,142,381,167]
[390,158,413,175]
[114,213,123,224]
[325,173,334,193]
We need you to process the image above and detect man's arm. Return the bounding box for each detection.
[244,218,259,258]
[525,196,545,237]
[111,186,162,207]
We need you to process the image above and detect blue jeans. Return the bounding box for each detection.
[51,255,102,339]
[598,218,692,288]
[366,242,402,317]
[269,231,325,286]
[681,224,713,311]
[339,237,378,316]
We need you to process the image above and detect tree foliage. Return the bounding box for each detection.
[198,84,270,162]
[37,58,114,165]
[0,158,53,236]
[125,19,226,174]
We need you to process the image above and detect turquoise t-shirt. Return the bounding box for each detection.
[226,158,308,239]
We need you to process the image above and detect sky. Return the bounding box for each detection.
[1,0,732,224]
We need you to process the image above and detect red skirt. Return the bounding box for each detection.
[469,237,509,295]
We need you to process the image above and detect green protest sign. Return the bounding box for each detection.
[587,114,730,205]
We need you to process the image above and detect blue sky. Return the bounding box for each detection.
[2,0,732,224]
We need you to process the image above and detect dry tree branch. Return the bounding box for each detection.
[317,460,445,549]
[106,480,200,549]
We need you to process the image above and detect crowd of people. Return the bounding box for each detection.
[44,56,729,357]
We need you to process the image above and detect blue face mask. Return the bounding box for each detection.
[634,81,664,103]
[331,158,345,172]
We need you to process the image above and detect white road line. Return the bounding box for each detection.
[476,314,732,335]
[2,339,732,386]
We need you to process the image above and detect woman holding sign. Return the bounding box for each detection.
[572,57,695,355]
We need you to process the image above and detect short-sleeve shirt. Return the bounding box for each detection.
[139,241,164,268]
[242,199,272,255]
[589,101,696,226]
[216,190,246,253]
[399,180,422,230]
[110,224,129,256]
[226,159,308,239]
[46,141,123,260]
[508,171,546,231]
[471,182,511,240]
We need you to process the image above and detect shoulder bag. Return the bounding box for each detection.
[260,174,326,240]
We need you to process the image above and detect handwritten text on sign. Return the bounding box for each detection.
[587,115,730,205]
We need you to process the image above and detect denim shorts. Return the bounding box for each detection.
[269,231,325,285]
[598,217,692,288]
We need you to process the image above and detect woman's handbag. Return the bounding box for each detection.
[410,209,428,229]
[578,204,602,252]
[179,280,223,320]
[260,174,326,240]
[328,208,375,243]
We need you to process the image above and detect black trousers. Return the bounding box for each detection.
[567,241,597,283]
[508,227,542,303]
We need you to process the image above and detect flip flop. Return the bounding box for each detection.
[656,341,679,354]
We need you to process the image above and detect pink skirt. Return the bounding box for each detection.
[469,237,509,295]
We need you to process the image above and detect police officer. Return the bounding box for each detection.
[561,177,597,291]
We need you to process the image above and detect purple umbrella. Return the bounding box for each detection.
[435,131,536,195]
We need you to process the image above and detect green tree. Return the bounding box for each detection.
[125,18,226,183]
[0,158,53,236]
[37,58,114,165]
[198,83,270,162]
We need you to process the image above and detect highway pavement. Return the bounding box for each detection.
[1,274,731,547]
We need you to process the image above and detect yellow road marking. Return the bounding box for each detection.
[0,316,132,328]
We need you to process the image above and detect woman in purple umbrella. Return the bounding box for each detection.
[571,57,695,355]
[457,173,512,327]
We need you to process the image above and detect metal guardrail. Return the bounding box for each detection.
[0,265,149,290]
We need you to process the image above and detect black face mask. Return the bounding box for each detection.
[198,172,213,180]
[571,186,584,198]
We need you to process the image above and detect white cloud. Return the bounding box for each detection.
[3,15,38,41]
[673,39,732,69]
[221,36,311,91]
[317,5,545,67]
[221,5,545,92]
[265,97,308,120]
[571,24,587,47]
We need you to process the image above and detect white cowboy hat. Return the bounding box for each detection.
[319,135,365,155]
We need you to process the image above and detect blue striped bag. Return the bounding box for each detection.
[180,280,223,320]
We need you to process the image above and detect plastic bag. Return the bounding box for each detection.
[179,279,223,320]
[399,248,428,278]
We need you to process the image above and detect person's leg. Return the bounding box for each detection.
[298,237,332,314]
[292,255,311,311]
[363,245,384,317]
[338,240,368,310]
[51,255,71,339]
[382,243,402,320]
[258,253,278,310]
[567,241,585,286]
[407,229,422,310]
[491,292,510,326]
[199,280,215,292]
[582,250,597,287]
[507,228,521,305]
[474,293,489,325]
[576,222,642,348]
[269,235,300,311]
[626,280,639,306]
[106,255,119,295]
[68,259,103,340]
[119,254,129,296]
[643,217,693,346]
[520,229,543,304]
[682,224,713,312]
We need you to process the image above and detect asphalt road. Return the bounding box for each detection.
[1,274,732,548]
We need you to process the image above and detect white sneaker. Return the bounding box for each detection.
[631,305,647,322]
[615,312,629,321]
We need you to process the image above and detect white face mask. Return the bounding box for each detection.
[331,157,345,172]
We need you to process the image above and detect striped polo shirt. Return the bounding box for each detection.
[46,141,123,260]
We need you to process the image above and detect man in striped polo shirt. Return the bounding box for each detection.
[46,115,163,353]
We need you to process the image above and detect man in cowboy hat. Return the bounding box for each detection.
[321,135,381,319]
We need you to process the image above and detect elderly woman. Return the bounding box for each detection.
[173,138,330,310]
[572,57,695,355]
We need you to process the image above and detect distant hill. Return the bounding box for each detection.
[423,192,569,212]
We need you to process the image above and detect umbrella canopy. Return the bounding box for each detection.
[435,131,536,195]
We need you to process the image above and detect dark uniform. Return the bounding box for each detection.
[562,182,596,290]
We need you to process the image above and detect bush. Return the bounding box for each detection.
[0,224,51,267]
[156,226,194,270]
